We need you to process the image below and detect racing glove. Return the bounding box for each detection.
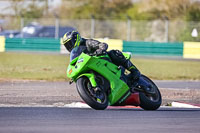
[94,49,106,56]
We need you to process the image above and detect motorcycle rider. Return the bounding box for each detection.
[62,30,141,89]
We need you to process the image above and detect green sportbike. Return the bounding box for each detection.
[67,46,162,110]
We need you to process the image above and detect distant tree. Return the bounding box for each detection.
[57,0,133,19]
[9,0,25,17]
[20,2,44,18]
[126,4,156,20]
[185,2,200,21]
[138,0,200,21]
[9,0,45,18]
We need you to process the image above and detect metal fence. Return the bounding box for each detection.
[1,16,200,42]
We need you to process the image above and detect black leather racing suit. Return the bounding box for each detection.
[80,38,140,80]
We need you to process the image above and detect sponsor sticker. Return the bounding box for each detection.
[77,58,84,63]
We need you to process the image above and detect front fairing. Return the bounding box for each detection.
[67,52,91,79]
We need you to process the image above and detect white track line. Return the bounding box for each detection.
[171,102,200,108]
[64,102,91,108]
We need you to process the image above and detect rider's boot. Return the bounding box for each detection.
[124,59,141,81]
[124,60,153,94]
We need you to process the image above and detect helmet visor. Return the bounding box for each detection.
[64,39,75,52]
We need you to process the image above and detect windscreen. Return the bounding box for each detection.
[70,46,87,62]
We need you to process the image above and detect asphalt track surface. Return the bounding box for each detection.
[0,80,200,106]
[0,107,200,133]
[0,80,200,133]
[154,80,200,89]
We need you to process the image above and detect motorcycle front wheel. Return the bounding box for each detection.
[76,76,108,110]
[139,75,162,110]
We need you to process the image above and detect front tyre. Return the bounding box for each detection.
[76,76,108,110]
[139,75,162,110]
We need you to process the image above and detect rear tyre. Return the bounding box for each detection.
[139,75,162,110]
[76,76,108,110]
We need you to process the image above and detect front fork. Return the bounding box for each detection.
[76,73,97,87]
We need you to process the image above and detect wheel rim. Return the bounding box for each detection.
[145,85,160,102]
[83,78,107,104]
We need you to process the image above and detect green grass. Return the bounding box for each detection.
[0,52,200,81]
[132,58,200,80]
[0,52,69,81]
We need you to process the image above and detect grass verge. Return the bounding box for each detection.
[0,52,200,81]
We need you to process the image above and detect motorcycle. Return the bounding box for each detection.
[67,46,162,110]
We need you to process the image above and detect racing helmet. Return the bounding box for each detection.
[62,31,81,52]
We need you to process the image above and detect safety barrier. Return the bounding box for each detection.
[183,42,200,59]
[0,36,5,52]
[0,36,199,59]
[123,41,183,57]
[5,38,60,52]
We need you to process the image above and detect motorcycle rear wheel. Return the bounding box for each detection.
[139,75,162,110]
[76,76,108,110]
